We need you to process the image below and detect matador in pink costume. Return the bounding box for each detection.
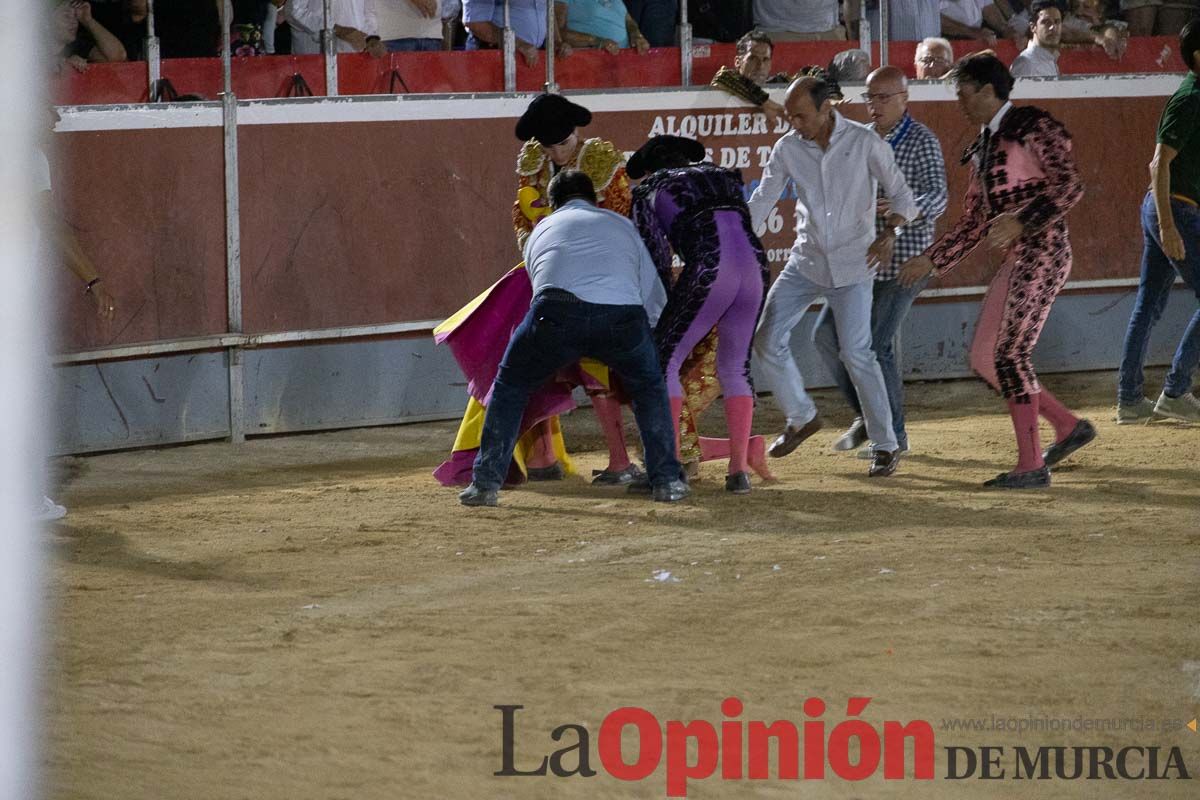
[900,53,1097,489]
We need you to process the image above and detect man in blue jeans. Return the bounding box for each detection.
[812,66,948,456]
[1117,19,1200,424]
[459,170,688,506]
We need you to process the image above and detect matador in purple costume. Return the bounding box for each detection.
[628,136,771,494]
[900,53,1096,489]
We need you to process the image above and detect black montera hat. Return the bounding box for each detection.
[515,93,593,145]
[625,135,707,179]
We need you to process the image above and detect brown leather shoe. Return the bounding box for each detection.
[868,449,900,477]
[767,415,823,458]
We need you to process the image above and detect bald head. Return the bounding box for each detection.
[785,76,836,143]
[863,65,909,132]
[866,65,907,93]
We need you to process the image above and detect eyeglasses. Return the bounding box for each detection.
[917,56,951,66]
[861,91,905,104]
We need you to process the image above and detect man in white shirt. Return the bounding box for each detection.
[459,170,687,506]
[375,0,444,50]
[940,0,1008,46]
[285,0,387,55]
[748,76,919,477]
[753,0,849,41]
[1010,0,1062,78]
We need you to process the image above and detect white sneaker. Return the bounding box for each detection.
[1154,391,1200,423]
[831,417,867,452]
[1115,396,1157,425]
[35,496,67,522]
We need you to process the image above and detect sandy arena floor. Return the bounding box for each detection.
[44,370,1199,799]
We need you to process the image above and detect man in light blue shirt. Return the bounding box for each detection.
[460,170,687,506]
[463,0,547,62]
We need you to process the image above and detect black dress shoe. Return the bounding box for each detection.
[1042,419,1097,467]
[868,449,900,477]
[767,415,824,458]
[652,479,690,503]
[982,466,1051,489]
[592,463,644,486]
[725,471,752,494]
[626,474,652,494]
[526,463,565,481]
[459,483,499,506]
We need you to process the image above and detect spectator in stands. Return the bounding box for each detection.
[829,48,871,83]
[915,36,955,77]
[1011,0,1063,76]
[1121,0,1197,37]
[753,0,850,41]
[154,0,222,57]
[940,0,1011,46]
[286,0,388,56]
[624,0,678,47]
[863,0,942,42]
[1117,19,1200,424]
[49,0,127,72]
[462,0,548,65]
[555,0,651,54]
[376,0,444,50]
[1008,0,1128,59]
[441,0,466,48]
[710,30,786,121]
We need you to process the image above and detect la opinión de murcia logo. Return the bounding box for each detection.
[495,699,1192,797]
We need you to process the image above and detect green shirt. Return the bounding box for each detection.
[1157,71,1200,203]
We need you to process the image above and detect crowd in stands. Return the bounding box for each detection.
[46,0,1191,75]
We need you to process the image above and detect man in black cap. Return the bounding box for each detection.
[433,94,642,490]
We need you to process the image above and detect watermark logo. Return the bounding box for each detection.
[494,700,1194,796]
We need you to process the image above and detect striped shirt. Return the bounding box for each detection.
[874,112,948,280]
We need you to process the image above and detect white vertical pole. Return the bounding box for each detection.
[859,0,873,65]
[544,0,557,92]
[323,0,340,96]
[220,0,245,443]
[679,0,692,86]
[146,0,161,94]
[503,0,516,92]
[879,0,890,67]
[0,2,46,796]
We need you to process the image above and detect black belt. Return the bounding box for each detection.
[535,287,586,303]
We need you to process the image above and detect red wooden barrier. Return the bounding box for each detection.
[53,36,1186,106]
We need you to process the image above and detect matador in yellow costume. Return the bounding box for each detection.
[434,93,642,487]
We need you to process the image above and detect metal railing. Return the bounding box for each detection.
[135,0,892,102]
[80,0,898,447]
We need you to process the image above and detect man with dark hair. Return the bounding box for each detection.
[459,171,688,506]
[1116,19,1200,424]
[546,168,597,206]
[749,75,920,478]
[711,30,786,122]
[899,52,1094,488]
[1011,0,1064,78]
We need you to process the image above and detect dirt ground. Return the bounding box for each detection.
[43,369,1199,799]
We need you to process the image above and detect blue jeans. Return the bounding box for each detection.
[812,275,928,450]
[1117,192,1200,403]
[384,38,443,52]
[472,290,682,490]
[622,0,678,46]
[754,268,898,452]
